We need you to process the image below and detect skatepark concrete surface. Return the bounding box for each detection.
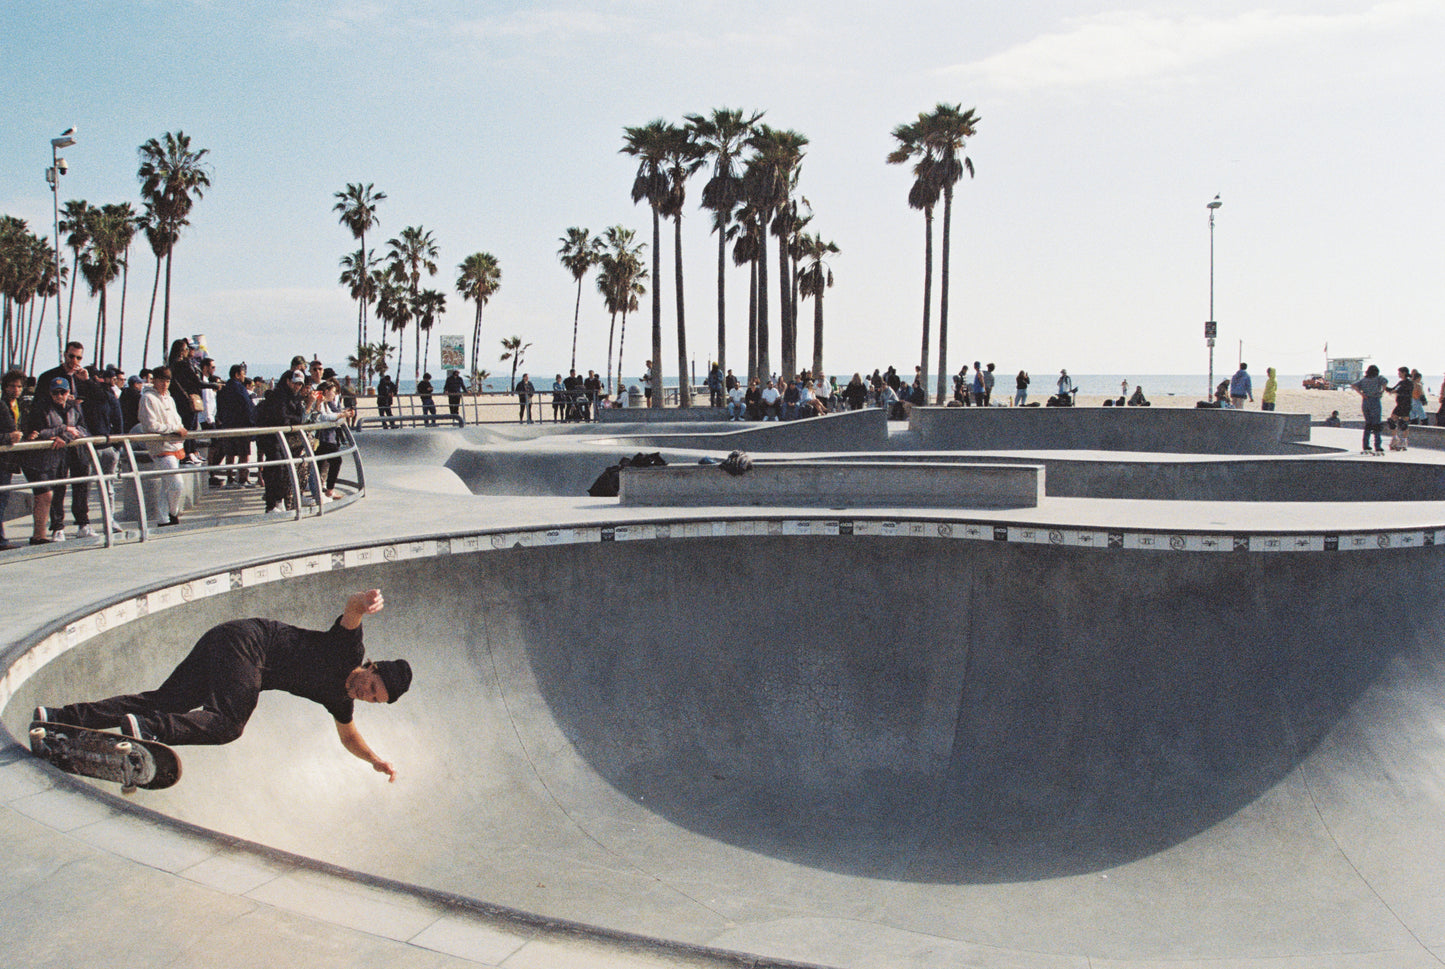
[5,406,1445,968]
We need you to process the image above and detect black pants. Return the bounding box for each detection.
[51,625,262,745]
[259,438,291,510]
[315,439,341,492]
[49,450,91,530]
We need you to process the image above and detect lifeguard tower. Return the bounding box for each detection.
[1327,356,1366,385]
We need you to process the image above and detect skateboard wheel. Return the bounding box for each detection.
[30,727,46,740]
[116,742,132,753]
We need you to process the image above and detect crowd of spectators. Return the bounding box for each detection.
[0,340,353,550]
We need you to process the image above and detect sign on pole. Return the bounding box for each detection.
[438,335,466,371]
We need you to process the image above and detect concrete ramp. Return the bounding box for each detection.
[7,530,1445,967]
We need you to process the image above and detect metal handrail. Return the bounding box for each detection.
[1,421,364,550]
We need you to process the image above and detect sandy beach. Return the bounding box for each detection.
[1069,386,1363,422]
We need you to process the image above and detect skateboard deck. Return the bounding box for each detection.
[28,721,182,793]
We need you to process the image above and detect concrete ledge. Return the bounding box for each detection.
[596,407,733,423]
[618,461,1043,509]
[910,406,1313,453]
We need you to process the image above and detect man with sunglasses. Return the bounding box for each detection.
[33,342,102,539]
[20,377,88,544]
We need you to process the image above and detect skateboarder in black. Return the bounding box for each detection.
[35,589,411,782]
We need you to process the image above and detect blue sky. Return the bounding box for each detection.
[3,0,1441,383]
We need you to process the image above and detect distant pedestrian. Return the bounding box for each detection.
[1014,371,1030,406]
[1229,363,1253,409]
[1261,367,1278,411]
[1352,364,1387,454]
[1385,366,1413,450]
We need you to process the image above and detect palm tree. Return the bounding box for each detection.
[729,203,762,380]
[595,225,645,396]
[346,342,376,388]
[333,183,386,382]
[687,108,764,382]
[136,131,212,352]
[557,228,602,373]
[414,288,446,373]
[621,120,672,407]
[888,117,943,398]
[457,252,502,383]
[921,104,979,403]
[339,247,380,384]
[780,195,813,378]
[79,204,133,367]
[109,203,139,369]
[0,218,54,371]
[376,263,413,379]
[499,335,532,391]
[795,233,839,378]
[658,124,704,406]
[58,199,91,345]
[742,125,808,382]
[385,225,439,379]
[138,203,181,367]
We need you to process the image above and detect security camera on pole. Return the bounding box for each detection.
[1205,194,1222,399]
[46,127,77,360]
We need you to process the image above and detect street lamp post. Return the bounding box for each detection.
[1205,194,1222,399]
[46,127,77,360]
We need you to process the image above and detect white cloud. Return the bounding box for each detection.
[943,1,1438,92]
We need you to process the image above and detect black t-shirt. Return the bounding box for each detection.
[226,616,364,723]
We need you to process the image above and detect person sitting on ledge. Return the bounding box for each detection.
[1128,386,1150,406]
[34,589,411,782]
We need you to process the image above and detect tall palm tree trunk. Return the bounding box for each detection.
[162,248,174,352]
[812,285,825,378]
[606,310,618,396]
[649,206,663,408]
[747,258,757,383]
[95,289,107,367]
[570,279,583,374]
[936,186,953,405]
[65,245,80,345]
[472,305,484,387]
[756,227,770,383]
[116,252,130,369]
[27,297,49,377]
[920,208,934,400]
[673,215,691,408]
[716,230,727,378]
[778,233,793,379]
[358,230,368,385]
[143,256,161,367]
[617,307,629,397]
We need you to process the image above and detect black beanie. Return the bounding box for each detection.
[371,659,412,703]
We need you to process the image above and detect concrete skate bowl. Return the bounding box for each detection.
[8,520,1445,967]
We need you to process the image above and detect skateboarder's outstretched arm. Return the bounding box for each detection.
[336,588,399,781]
[336,719,397,782]
[340,588,385,629]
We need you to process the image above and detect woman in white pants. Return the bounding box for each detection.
[140,366,189,527]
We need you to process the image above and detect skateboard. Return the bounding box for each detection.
[28,721,182,794]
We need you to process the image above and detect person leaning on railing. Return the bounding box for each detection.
[258,369,311,514]
[1,369,25,550]
[215,363,258,488]
[140,366,190,529]
[21,376,89,544]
